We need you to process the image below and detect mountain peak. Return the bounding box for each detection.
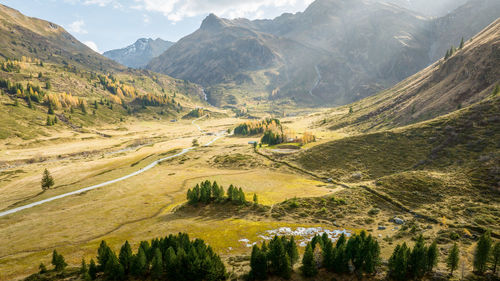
[200,13,227,30]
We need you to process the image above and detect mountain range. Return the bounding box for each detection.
[145,0,500,107]
[103,38,174,68]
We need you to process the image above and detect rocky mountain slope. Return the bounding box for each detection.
[147,0,500,107]
[0,4,123,72]
[323,18,500,131]
[103,38,174,68]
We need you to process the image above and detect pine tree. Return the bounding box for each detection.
[51,250,67,271]
[389,243,410,281]
[46,115,52,126]
[80,258,88,275]
[460,37,464,49]
[447,243,460,275]
[104,251,124,281]
[39,263,47,274]
[253,193,258,205]
[27,95,33,109]
[409,235,428,279]
[97,240,111,270]
[287,236,299,265]
[119,240,133,274]
[227,185,234,200]
[323,239,334,270]
[48,102,54,114]
[474,231,492,274]
[426,241,438,273]
[301,243,318,277]
[445,49,450,59]
[150,248,163,280]
[41,169,54,191]
[250,245,268,280]
[131,247,147,277]
[88,259,97,280]
[492,242,500,274]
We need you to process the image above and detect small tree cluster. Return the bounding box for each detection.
[445,45,457,60]
[249,236,298,280]
[388,235,439,280]
[91,233,226,281]
[234,118,281,136]
[186,181,248,205]
[46,115,57,126]
[51,250,67,271]
[473,230,500,275]
[314,231,381,276]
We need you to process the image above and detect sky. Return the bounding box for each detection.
[2,0,314,53]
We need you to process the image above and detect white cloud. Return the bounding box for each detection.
[67,20,88,34]
[133,0,314,22]
[83,0,113,6]
[84,41,100,53]
[143,14,151,24]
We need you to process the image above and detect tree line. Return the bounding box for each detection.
[30,230,500,280]
[234,118,281,136]
[36,233,226,281]
[186,180,257,206]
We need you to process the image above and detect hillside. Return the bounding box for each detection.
[0,4,204,140]
[0,4,122,72]
[321,18,500,132]
[103,38,174,68]
[147,0,500,107]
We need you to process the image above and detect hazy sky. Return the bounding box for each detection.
[2,0,314,53]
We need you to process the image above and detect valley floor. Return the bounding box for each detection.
[0,107,498,280]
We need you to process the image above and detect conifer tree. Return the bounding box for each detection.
[104,250,124,281]
[447,243,460,275]
[41,169,54,191]
[39,263,47,274]
[150,248,163,280]
[426,241,438,273]
[88,259,97,280]
[253,193,258,205]
[80,258,88,275]
[48,102,54,114]
[227,185,234,200]
[97,240,111,270]
[389,243,410,281]
[460,37,464,49]
[409,235,428,279]
[119,240,133,274]
[52,250,67,271]
[474,231,492,274]
[301,243,318,277]
[131,247,147,277]
[286,236,299,265]
[164,247,177,279]
[492,242,500,274]
[250,245,268,280]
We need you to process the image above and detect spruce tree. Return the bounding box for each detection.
[250,245,268,280]
[301,243,318,277]
[492,242,500,274]
[164,247,177,279]
[409,235,428,279]
[253,193,258,205]
[80,258,88,275]
[131,247,147,277]
[52,250,67,271]
[119,240,133,274]
[150,248,163,280]
[39,263,47,274]
[41,169,54,190]
[104,251,124,281]
[447,243,460,275]
[389,243,409,281]
[48,102,54,114]
[287,236,299,265]
[426,241,438,273]
[460,37,464,49]
[97,240,111,270]
[88,259,97,280]
[474,231,492,274]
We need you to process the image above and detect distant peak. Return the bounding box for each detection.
[200,13,227,30]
